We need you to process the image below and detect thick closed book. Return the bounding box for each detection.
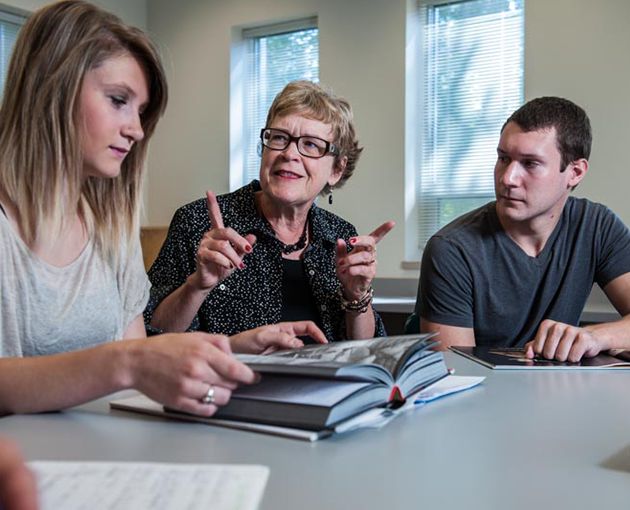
[210,334,448,430]
[451,346,630,370]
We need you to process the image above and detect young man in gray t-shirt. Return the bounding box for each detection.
[418,97,630,361]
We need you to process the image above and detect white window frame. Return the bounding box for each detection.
[404,0,524,264]
[229,17,318,192]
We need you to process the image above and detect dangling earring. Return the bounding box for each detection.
[328,193,333,205]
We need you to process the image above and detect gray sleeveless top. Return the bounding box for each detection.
[0,211,150,357]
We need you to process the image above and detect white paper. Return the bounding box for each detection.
[334,407,398,433]
[412,375,485,405]
[29,461,269,510]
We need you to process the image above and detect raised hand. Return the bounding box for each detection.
[191,191,256,291]
[335,221,395,301]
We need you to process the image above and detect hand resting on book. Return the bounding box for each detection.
[524,320,602,362]
[230,321,328,355]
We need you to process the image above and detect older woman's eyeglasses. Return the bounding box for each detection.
[260,128,339,159]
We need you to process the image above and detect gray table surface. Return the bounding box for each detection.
[1,353,630,509]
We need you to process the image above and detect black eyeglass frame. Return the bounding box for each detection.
[260,128,339,159]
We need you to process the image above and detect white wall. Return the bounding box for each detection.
[525,0,630,219]
[145,0,630,281]
[10,0,620,282]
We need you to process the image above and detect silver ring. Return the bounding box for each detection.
[201,384,215,404]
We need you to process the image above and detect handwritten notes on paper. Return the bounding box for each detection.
[29,461,269,510]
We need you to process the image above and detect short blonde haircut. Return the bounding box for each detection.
[0,0,168,261]
[265,81,363,195]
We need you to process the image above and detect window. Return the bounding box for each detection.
[231,18,319,190]
[0,9,25,99]
[411,0,524,254]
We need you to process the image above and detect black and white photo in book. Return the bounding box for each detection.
[236,334,440,377]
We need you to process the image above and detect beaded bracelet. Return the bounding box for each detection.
[338,286,374,314]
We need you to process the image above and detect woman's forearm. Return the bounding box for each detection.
[0,341,134,415]
[150,274,212,332]
[0,330,259,417]
[345,307,376,340]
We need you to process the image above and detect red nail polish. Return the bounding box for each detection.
[339,260,345,266]
[239,262,245,269]
[245,245,252,253]
[350,238,356,244]
[342,269,346,274]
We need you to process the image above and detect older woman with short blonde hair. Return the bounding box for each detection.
[146,80,394,343]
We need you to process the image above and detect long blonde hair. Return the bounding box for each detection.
[0,0,168,261]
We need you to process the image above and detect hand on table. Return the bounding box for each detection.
[230,321,328,355]
[191,191,256,291]
[524,319,602,362]
[335,221,395,301]
[129,332,257,417]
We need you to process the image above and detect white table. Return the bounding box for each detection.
[1,353,629,509]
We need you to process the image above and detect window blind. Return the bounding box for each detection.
[417,0,523,248]
[0,10,25,99]
[243,19,319,184]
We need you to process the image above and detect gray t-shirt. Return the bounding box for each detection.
[418,197,630,347]
[0,212,150,357]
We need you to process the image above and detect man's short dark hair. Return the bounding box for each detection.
[502,97,592,172]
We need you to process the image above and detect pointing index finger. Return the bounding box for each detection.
[287,321,329,344]
[369,221,395,244]
[206,190,224,229]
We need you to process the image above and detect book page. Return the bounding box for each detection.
[29,461,269,510]
[238,334,435,374]
[231,376,373,405]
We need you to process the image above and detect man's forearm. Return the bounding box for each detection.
[585,314,630,351]
[420,318,476,350]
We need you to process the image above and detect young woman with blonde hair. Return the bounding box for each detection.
[0,0,322,417]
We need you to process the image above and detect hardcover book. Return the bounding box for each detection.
[207,334,448,430]
[110,394,331,442]
[451,346,630,370]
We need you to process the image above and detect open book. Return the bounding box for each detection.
[451,346,630,370]
[206,334,447,430]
